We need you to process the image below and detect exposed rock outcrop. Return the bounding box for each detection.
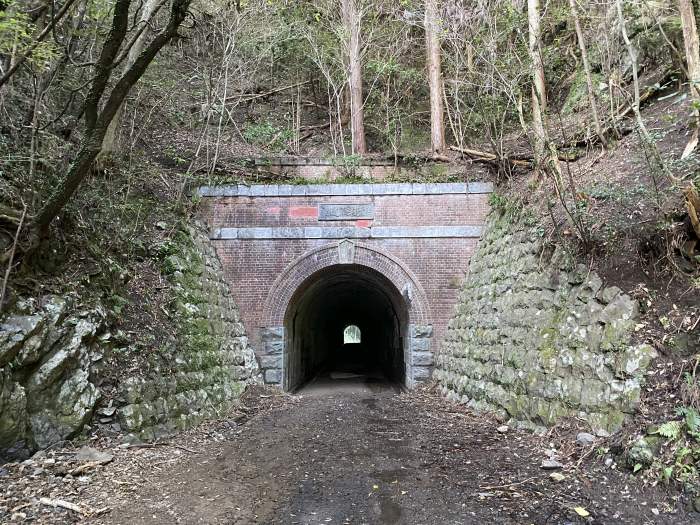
[0,296,105,458]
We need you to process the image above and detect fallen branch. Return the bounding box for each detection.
[226,80,311,103]
[11,503,32,513]
[449,145,531,168]
[573,443,599,469]
[300,114,350,132]
[300,121,331,131]
[126,441,201,454]
[69,459,111,475]
[501,91,648,165]
[264,129,285,149]
[39,497,86,515]
[0,204,24,226]
[685,183,700,240]
[298,131,314,142]
[478,475,539,491]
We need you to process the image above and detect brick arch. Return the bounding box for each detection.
[262,241,431,328]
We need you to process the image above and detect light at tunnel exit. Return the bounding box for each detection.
[343,325,361,344]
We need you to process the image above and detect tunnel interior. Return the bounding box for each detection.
[284,265,408,392]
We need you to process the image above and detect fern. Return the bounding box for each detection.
[657,421,682,440]
[675,407,700,441]
[686,409,700,441]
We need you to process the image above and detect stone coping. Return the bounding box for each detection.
[197,181,493,198]
[211,225,484,240]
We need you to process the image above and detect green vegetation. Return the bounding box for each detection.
[0,2,697,504]
[640,407,700,494]
[487,193,540,226]
[243,121,294,152]
[0,5,58,67]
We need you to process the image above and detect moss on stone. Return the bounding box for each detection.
[563,70,605,115]
[436,211,653,434]
[114,225,259,439]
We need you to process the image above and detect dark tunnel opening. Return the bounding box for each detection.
[283,265,408,392]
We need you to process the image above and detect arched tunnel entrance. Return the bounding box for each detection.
[283,265,408,392]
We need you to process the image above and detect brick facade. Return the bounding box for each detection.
[198,182,492,388]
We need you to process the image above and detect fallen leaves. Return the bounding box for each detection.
[573,506,590,517]
[549,472,566,482]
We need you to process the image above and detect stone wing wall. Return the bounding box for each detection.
[436,211,657,434]
[0,224,260,457]
[116,224,260,442]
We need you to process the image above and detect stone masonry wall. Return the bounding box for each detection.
[116,224,260,442]
[0,223,260,457]
[436,210,657,434]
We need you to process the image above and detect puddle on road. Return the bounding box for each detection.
[378,496,402,524]
[373,468,408,483]
[361,397,378,410]
[373,468,407,524]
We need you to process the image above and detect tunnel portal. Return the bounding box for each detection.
[200,181,493,388]
[284,265,408,391]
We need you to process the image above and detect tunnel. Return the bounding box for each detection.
[283,264,408,392]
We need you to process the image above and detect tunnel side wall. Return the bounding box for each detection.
[435,211,657,434]
[284,305,335,392]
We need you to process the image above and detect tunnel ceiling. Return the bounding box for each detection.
[287,265,407,328]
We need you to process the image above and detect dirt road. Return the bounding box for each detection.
[98,377,690,524]
[1,377,694,524]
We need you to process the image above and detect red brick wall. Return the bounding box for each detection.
[205,194,489,229]
[200,191,489,354]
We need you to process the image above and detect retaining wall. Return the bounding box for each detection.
[436,210,657,433]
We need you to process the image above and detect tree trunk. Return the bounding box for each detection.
[679,0,700,157]
[32,0,191,235]
[528,0,546,165]
[615,0,671,177]
[341,0,366,155]
[101,0,162,155]
[569,0,606,147]
[425,0,446,155]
